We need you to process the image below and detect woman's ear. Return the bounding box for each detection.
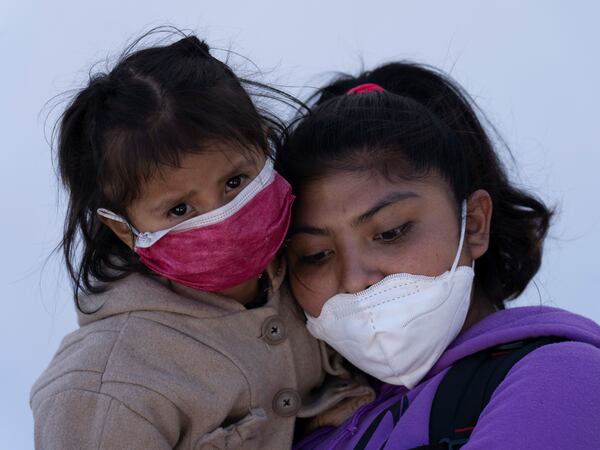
[97,214,135,249]
[466,189,493,260]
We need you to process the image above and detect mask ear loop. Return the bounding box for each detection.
[450,200,468,274]
[97,208,141,238]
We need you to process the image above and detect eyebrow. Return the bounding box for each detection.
[217,157,259,184]
[289,225,331,237]
[149,157,260,214]
[351,191,418,227]
[150,190,198,214]
[289,190,418,237]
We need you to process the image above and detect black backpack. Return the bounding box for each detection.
[413,337,565,450]
[353,337,564,450]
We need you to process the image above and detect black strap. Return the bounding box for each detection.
[424,337,565,449]
[354,395,409,450]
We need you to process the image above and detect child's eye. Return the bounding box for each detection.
[374,222,413,243]
[169,203,189,217]
[300,250,334,265]
[225,175,248,192]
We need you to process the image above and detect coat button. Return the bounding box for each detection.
[272,388,301,417]
[261,315,287,345]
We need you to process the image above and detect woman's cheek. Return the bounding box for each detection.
[292,289,314,316]
[289,273,326,317]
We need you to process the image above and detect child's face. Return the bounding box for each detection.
[99,142,267,303]
[286,170,492,318]
[128,143,266,233]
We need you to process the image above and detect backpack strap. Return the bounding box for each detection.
[420,336,565,450]
[353,394,409,450]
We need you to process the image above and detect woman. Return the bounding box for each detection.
[277,64,600,449]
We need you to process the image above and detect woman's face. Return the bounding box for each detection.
[286,170,492,317]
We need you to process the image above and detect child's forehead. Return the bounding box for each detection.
[140,146,265,194]
[178,144,263,170]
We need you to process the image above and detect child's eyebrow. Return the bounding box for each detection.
[148,158,263,214]
[217,158,260,183]
[150,190,198,214]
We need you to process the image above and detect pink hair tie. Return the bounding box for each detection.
[346,83,385,95]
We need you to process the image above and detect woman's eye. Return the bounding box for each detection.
[225,175,247,191]
[374,222,412,242]
[300,250,333,265]
[169,203,189,217]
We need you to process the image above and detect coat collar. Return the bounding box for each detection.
[77,256,288,326]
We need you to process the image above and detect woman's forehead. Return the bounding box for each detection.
[293,171,451,224]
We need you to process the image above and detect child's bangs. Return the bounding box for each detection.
[99,101,267,211]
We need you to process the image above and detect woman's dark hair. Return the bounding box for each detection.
[56,30,300,307]
[277,62,552,308]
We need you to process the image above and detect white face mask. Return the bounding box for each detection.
[305,201,474,389]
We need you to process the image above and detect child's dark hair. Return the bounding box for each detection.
[276,62,552,309]
[56,30,299,305]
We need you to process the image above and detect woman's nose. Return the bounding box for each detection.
[338,256,384,294]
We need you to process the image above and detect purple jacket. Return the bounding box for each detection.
[296,306,600,449]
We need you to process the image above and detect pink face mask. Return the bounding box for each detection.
[98,159,294,292]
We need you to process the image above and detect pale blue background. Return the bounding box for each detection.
[2,1,599,448]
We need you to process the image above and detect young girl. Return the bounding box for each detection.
[277,64,600,448]
[30,34,369,449]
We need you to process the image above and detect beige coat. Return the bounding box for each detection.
[30,261,373,449]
